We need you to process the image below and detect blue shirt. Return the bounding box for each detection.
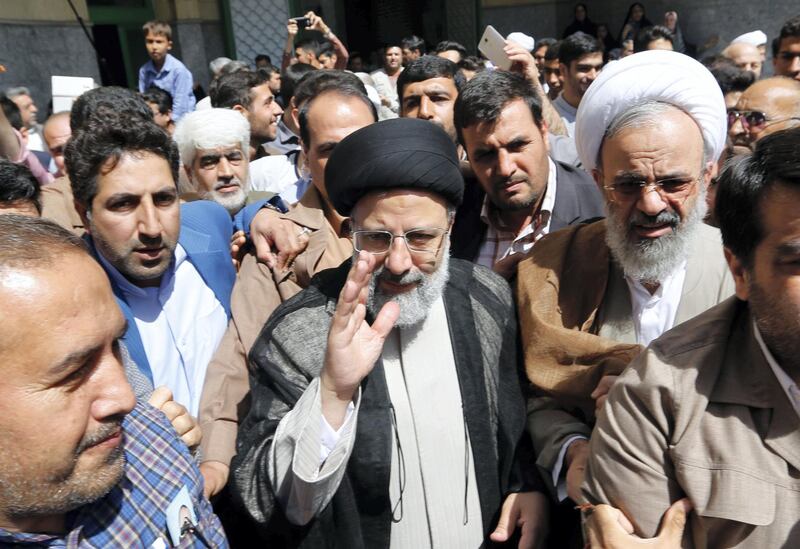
[0,403,228,547]
[139,53,196,121]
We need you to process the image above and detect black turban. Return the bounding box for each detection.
[325,117,464,216]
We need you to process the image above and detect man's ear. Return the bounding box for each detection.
[539,120,550,154]
[724,247,750,301]
[591,167,604,193]
[75,199,91,235]
[167,39,173,52]
[232,104,249,120]
[184,164,194,184]
[290,97,300,129]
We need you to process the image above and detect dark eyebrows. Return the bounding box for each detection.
[47,319,128,378]
[315,141,339,153]
[611,170,693,182]
[775,240,800,258]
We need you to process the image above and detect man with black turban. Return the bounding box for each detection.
[231,117,549,547]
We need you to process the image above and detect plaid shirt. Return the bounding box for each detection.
[0,404,227,548]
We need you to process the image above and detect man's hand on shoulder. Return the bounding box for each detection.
[249,207,310,270]
[148,386,202,451]
[199,461,230,499]
[490,491,550,548]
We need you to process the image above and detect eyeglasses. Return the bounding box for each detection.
[604,176,698,203]
[727,110,800,133]
[352,227,449,255]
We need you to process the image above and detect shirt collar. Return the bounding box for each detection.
[625,259,687,301]
[96,242,185,298]
[753,319,800,418]
[144,53,176,76]
[276,119,299,145]
[480,157,558,230]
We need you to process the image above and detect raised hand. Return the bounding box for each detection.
[320,251,399,429]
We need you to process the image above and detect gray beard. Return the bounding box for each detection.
[365,250,450,328]
[605,188,707,284]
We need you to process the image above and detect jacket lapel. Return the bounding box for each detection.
[179,225,235,317]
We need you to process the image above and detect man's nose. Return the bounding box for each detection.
[217,157,234,178]
[418,96,434,120]
[497,149,515,178]
[384,235,413,275]
[636,185,669,216]
[137,202,162,238]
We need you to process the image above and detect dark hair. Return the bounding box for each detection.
[401,35,426,55]
[544,41,561,61]
[141,86,173,114]
[297,74,377,147]
[255,53,272,65]
[634,25,674,53]
[0,214,86,271]
[709,59,756,96]
[65,115,179,210]
[558,31,602,66]
[0,158,41,214]
[458,56,485,73]
[536,38,558,52]
[142,20,171,40]
[318,42,336,59]
[454,70,543,144]
[773,15,800,56]
[716,127,800,266]
[397,55,466,101]
[0,97,23,130]
[280,63,316,105]
[296,38,322,58]
[70,86,153,133]
[434,40,468,58]
[209,69,270,109]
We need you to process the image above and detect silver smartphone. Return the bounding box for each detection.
[478,25,512,71]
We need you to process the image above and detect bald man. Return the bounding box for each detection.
[42,112,71,177]
[728,77,800,155]
[722,41,763,78]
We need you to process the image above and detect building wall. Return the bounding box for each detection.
[482,0,798,60]
[229,0,290,67]
[0,0,100,115]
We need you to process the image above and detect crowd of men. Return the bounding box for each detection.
[1,6,800,548]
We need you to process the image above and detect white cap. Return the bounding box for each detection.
[731,30,768,47]
[507,32,535,52]
[575,50,727,171]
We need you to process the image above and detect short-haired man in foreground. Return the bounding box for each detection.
[231,118,547,546]
[0,215,226,547]
[584,126,800,547]
[517,50,734,519]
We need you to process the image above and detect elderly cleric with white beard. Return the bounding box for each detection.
[514,50,737,509]
[230,117,549,548]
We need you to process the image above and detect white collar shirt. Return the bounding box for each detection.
[754,320,800,419]
[98,244,228,416]
[624,260,687,346]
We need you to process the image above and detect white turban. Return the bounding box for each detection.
[507,32,535,52]
[575,50,727,171]
[731,30,767,47]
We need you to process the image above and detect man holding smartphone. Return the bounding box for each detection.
[281,11,349,71]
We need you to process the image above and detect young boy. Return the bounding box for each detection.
[138,20,195,121]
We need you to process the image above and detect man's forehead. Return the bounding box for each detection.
[404,77,458,96]
[196,144,244,157]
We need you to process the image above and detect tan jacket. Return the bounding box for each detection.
[197,186,352,465]
[517,221,735,494]
[584,297,800,547]
[40,175,84,234]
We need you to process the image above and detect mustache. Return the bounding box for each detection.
[214,178,242,191]
[628,209,680,229]
[76,418,124,455]
[373,264,425,286]
[494,174,529,190]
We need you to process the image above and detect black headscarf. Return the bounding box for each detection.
[325,118,464,216]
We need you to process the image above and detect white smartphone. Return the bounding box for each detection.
[478,25,512,71]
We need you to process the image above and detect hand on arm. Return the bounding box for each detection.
[148,386,202,451]
[249,207,311,270]
[490,491,550,548]
[199,461,230,499]
[585,498,690,548]
[320,251,399,429]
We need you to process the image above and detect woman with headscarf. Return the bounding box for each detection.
[596,23,619,61]
[618,2,653,42]
[562,3,597,39]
